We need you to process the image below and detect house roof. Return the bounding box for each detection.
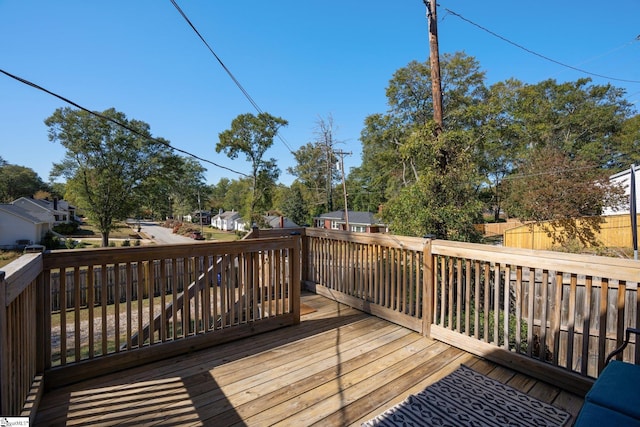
[13,197,74,213]
[264,216,299,228]
[316,210,384,226]
[213,210,240,220]
[0,204,48,224]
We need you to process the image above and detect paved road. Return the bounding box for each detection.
[137,221,199,245]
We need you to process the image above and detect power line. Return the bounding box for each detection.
[169,0,296,155]
[444,8,640,84]
[0,68,249,178]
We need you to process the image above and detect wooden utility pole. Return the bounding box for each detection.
[425,0,444,135]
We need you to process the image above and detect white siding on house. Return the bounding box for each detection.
[603,166,640,215]
[211,210,240,231]
[0,205,49,249]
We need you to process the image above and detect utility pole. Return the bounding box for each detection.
[335,150,351,231]
[424,0,444,135]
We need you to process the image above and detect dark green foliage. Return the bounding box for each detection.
[52,222,79,235]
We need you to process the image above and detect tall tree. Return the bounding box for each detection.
[512,78,632,166]
[209,178,231,212]
[0,157,48,202]
[275,183,308,226]
[354,52,487,240]
[611,114,640,169]
[216,112,287,224]
[46,107,173,246]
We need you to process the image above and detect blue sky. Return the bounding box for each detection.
[1,1,639,187]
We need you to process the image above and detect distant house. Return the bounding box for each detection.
[234,218,248,233]
[264,215,299,229]
[603,165,640,216]
[0,204,49,249]
[314,210,386,233]
[12,197,76,226]
[184,210,211,224]
[211,210,241,231]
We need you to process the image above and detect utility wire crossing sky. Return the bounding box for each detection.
[1,1,638,186]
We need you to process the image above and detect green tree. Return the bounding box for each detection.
[276,183,309,226]
[288,115,341,214]
[503,146,625,246]
[382,128,483,240]
[0,157,48,202]
[223,178,252,219]
[46,107,174,246]
[473,79,526,221]
[511,78,632,166]
[216,113,287,223]
[209,178,231,212]
[612,114,640,169]
[354,52,487,240]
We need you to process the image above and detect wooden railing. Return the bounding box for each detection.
[0,236,300,417]
[427,240,639,395]
[300,228,640,396]
[2,228,639,416]
[0,253,44,420]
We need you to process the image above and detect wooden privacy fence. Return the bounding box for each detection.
[301,229,639,396]
[504,214,640,250]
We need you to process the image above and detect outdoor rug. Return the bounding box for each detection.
[362,364,571,427]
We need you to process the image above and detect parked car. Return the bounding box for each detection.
[190,231,205,240]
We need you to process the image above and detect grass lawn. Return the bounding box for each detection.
[204,228,240,242]
[72,220,137,239]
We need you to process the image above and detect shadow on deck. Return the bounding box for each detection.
[35,292,583,426]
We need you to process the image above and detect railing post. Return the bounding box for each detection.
[36,271,46,374]
[0,271,7,414]
[422,240,434,338]
[300,229,309,285]
[291,235,302,324]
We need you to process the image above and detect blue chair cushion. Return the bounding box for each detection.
[575,401,640,426]
[585,360,640,420]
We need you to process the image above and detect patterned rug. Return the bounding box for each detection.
[363,364,571,427]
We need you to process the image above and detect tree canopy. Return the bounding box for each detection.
[46,107,176,246]
[347,52,636,244]
[216,112,287,225]
[0,157,49,203]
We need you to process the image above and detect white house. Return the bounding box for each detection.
[234,218,248,233]
[211,210,241,231]
[0,204,49,249]
[603,165,640,216]
[11,197,75,225]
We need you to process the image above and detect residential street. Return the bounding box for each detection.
[137,221,200,245]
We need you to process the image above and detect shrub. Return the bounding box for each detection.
[53,222,79,235]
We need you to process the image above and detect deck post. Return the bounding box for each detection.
[0,271,8,414]
[422,240,434,338]
[291,235,302,324]
[300,229,309,284]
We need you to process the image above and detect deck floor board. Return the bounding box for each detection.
[35,292,583,426]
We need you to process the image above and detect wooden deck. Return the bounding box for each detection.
[35,292,584,426]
